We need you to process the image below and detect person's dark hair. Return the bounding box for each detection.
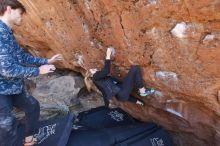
[0,0,26,16]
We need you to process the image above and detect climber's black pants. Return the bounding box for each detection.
[116,65,144,102]
[0,90,40,146]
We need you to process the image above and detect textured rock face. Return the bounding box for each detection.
[14,0,220,145]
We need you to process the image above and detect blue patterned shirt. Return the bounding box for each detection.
[0,20,48,95]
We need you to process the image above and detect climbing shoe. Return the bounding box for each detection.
[139,88,155,97]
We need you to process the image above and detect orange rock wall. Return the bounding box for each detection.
[15,0,220,145]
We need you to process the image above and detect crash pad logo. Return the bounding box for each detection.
[34,124,57,144]
[108,110,124,122]
[150,138,164,146]
[72,124,83,130]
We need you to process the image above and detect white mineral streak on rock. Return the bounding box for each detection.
[171,22,187,38]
